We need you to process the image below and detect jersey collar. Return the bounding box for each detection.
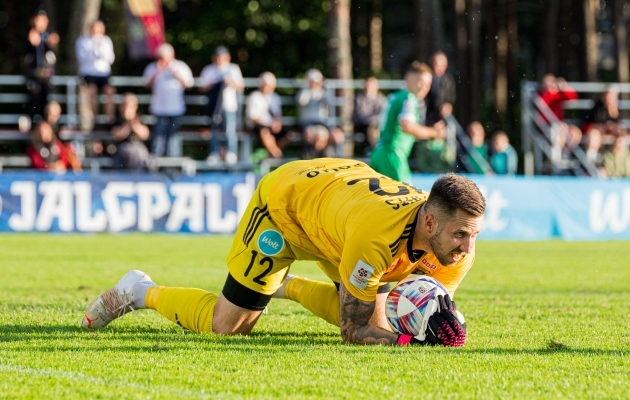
[406,209,425,263]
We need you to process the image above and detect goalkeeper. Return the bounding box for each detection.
[371,62,445,184]
[82,159,484,347]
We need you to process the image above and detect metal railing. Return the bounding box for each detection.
[520,80,618,176]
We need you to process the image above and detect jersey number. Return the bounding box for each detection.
[347,177,410,197]
[244,250,274,285]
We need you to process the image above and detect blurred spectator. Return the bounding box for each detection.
[111,93,150,171]
[462,122,491,174]
[200,46,244,164]
[426,51,456,125]
[538,74,578,120]
[44,101,62,135]
[296,69,345,159]
[489,131,518,175]
[76,20,116,126]
[585,128,604,168]
[143,44,193,157]
[602,136,630,178]
[352,76,385,155]
[246,72,290,159]
[584,86,627,139]
[27,122,80,172]
[24,10,59,121]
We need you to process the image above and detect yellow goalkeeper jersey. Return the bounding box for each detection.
[266,159,475,302]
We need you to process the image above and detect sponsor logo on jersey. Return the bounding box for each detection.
[349,260,374,290]
[257,229,284,256]
[420,258,437,271]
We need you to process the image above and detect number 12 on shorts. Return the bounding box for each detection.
[244,250,274,285]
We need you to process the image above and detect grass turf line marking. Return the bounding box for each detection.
[0,364,211,399]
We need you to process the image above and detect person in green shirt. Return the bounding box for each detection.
[370,62,445,183]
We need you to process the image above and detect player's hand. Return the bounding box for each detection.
[427,294,466,347]
[398,298,443,346]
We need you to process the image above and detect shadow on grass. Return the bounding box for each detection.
[0,324,628,357]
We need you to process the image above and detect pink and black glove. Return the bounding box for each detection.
[427,294,466,347]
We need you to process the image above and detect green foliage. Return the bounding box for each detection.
[1,235,629,398]
[158,0,331,77]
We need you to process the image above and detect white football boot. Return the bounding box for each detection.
[81,270,156,329]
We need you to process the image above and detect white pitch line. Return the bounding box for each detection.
[0,364,211,399]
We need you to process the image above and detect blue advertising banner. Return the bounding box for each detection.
[0,171,628,240]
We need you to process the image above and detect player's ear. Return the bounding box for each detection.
[424,213,437,234]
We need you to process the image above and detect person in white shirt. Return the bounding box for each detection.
[142,43,194,156]
[296,69,345,159]
[199,46,244,163]
[75,21,116,124]
[246,72,291,159]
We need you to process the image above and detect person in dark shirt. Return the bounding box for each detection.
[426,52,456,126]
[110,93,150,171]
[584,86,627,139]
[24,11,59,121]
[27,122,78,172]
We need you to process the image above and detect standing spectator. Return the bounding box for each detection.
[426,51,456,125]
[27,122,80,172]
[584,86,627,139]
[24,10,59,121]
[246,72,289,159]
[602,136,630,178]
[489,131,518,175]
[200,46,244,164]
[538,74,578,120]
[352,76,385,155]
[76,20,116,126]
[143,44,194,157]
[370,62,445,183]
[296,69,345,159]
[111,93,150,171]
[462,122,491,174]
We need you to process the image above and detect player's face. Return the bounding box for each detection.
[429,210,483,266]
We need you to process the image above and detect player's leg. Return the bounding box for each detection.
[103,83,116,123]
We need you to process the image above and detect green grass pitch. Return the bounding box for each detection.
[0,235,629,399]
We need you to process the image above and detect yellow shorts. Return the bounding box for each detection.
[224,163,319,309]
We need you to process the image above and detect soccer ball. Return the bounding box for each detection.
[386,276,448,337]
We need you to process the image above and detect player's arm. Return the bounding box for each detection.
[400,118,444,140]
[339,282,399,345]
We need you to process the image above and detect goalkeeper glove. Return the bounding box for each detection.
[426,294,466,347]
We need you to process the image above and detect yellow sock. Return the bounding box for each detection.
[145,286,218,333]
[285,277,340,326]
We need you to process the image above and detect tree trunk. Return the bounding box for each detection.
[582,0,599,82]
[613,0,629,84]
[544,0,561,75]
[68,0,102,74]
[370,0,383,73]
[415,0,445,62]
[454,0,470,125]
[328,0,354,139]
[468,0,482,123]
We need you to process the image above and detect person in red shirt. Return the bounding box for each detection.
[538,74,578,120]
[27,121,77,172]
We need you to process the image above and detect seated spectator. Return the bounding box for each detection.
[538,74,578,120]
[585,128,604,167]
[76,20,116,126]
[44,101,62,135]
[246,72,290,159]
[461,121,491,174]
[489,131,518,175]
[143,43,194,157]
[27,122,80,172]
[352,76,385,155]
[296,69,345,159]
[602,136,630,178]
[584,86,627,139]
[111,93,150,171]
